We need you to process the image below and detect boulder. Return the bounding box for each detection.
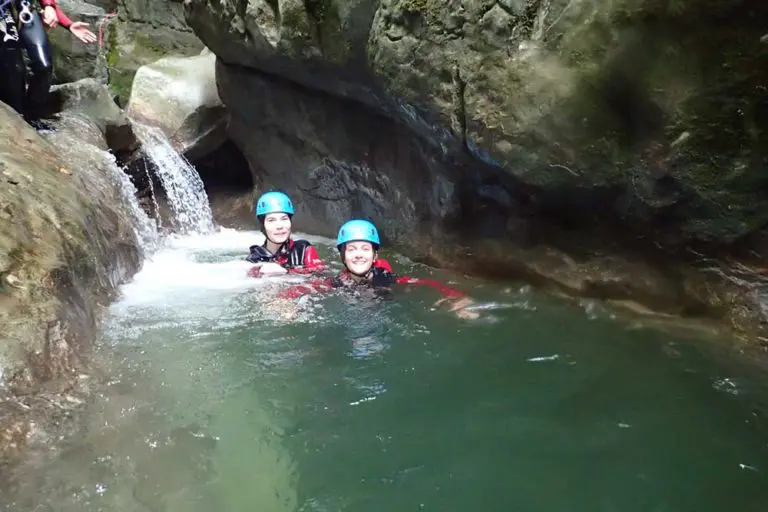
[126,49,227,158]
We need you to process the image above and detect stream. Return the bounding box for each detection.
[3,129,768,512]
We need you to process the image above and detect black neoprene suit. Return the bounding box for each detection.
[0,0,53,121]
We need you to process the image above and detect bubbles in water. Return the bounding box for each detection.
[713,377,744,396]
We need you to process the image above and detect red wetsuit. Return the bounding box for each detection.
[246,238,326,278]
[40,0,73,28]
[276,258,465,300]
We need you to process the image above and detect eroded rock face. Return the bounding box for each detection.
[185,0,768,341]
[0,101,143,460]
[126,49,227,158]
[187,0,768,244]
[50,78,138,153]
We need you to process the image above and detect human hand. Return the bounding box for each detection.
[42,6,57,28]
[258,262,288,276]
[70,22,97,43]
[266,299,298,321]
[433,296,480,320]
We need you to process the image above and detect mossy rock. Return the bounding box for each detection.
[106,17,204,106]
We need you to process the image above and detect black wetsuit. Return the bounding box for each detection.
[0,0,53,123]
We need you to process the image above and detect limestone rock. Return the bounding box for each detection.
[126,49,227,158]
[0,101,142,459]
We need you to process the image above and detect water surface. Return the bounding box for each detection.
[3,229,768,512]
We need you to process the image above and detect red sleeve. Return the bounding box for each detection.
[394,276,465,299]
[287,245,327,275]
[374,258,393,272]
[276,278,334,299]
[39,0,73,28]
[55,5,73,28]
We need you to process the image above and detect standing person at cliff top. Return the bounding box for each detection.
[0,0,97,130]
[246,191,327,277]
[274,219,479,319]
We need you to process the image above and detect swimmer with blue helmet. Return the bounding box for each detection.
[246,191,326,277]
[276,219,478,319]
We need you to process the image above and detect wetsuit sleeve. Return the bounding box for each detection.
[287,245,327,275]
[276,278,334,299]
[394,276,465,299]
[54,5,73,29]
[38,0,73,28]
[375,258,394,273]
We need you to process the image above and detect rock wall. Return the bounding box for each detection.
[48,0,111,84]
[186,0,768,245]
[107,0,204,103]
[184,0,768,340]
[46,0,205,105]
[0,95,143,461]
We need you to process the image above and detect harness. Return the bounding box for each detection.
[246,239,312,268]
[0,0,19,43]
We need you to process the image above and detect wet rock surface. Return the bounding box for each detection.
[0,101,142,463]
[126,49,227,159]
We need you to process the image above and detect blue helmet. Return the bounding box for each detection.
[336,219,381,250]
[255,191,294,217]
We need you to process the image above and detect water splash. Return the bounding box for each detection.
[42,115,159,255]
[133,123,215,235]
[105,156,160,255]
[141,159,164,232]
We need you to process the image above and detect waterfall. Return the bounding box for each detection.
[40,115,160,256]
[100,151,160,254]
[133,123,216,235]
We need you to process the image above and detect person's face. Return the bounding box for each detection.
[343,241,375,275]
[263,213,291,244]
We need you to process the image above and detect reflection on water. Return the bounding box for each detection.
[3,229,768,512]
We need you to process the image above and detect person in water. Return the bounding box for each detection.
[246,191,326,277]
[274,219,479,319]
[0,0,96,129]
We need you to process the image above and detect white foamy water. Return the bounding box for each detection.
[133,123,215,235]
[103,153,160,254]
[114,229,267,307]
[42,115,160,255]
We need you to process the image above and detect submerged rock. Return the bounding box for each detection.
[0,101,143,461]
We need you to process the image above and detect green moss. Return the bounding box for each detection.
[106,22,119,69]
[132,32,172,55]
[400,0,443,25]
[281,3,311,37]
[108,71,135,106]
[308,0,349,63]
[105,20,176,105]
[105,21,133,105]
